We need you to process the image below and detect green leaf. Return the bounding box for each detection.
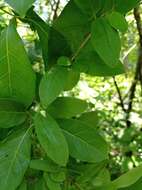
[50,171,66,183]
[26,9,49,68]
[77,161,107,183]
[107,12,128,32]
[58,119,108,163]
[95,183,117,190]
[74,44,124,76]
[44,173,61,190]
[48,28,72,67]
[115,0,140,14]
[0,21,36,107]
[91,18,121,67]
[78,111,99,128]
[119,177,142,190]
[92,168,110,187]
[5,0,35,17]
[30,159,60,172]
[112,165,142,188]
[0,128,31,190]
[47,97,88,119]
[53,0,90,53]
[64,68,80,91]
[18,181,27,190]
[57,56,71,66]
[32,177,47,190]
[0,100,27,128]
[34,113,69,166]
[74,0,114,15]
[39,66,68,108]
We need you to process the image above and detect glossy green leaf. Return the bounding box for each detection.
[26,9,49,68]
[0,100,27,128]
[0,21,36,107]
[91,18,121,67]
[39,66,68,108]
[0,128,31,190]
[47,97,88,119]
[107,12,128,32]
[58,119,108,163]
[112,165,142,188]
[34,113,69,166]
[5,0,35,17]
[44,173,61,190]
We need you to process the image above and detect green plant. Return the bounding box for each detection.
[0,0,142,190]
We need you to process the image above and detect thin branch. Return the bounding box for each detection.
[53,0,60,20]
[113,77,126,112]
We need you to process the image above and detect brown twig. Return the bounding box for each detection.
[113,77,126,112]
[53,0,60,20]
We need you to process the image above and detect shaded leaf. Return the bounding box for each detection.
[115,0,140,14]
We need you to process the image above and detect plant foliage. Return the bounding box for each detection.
[0,0,141,189]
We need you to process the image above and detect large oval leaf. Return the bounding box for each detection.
[0,128,31,190]
[91,18,121,67]
[58,119,108,163]
[39,66,68,108]
[47,97,88,118]
[0,22,36,107]
[5,0,35,17]
[34,113,69,166]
